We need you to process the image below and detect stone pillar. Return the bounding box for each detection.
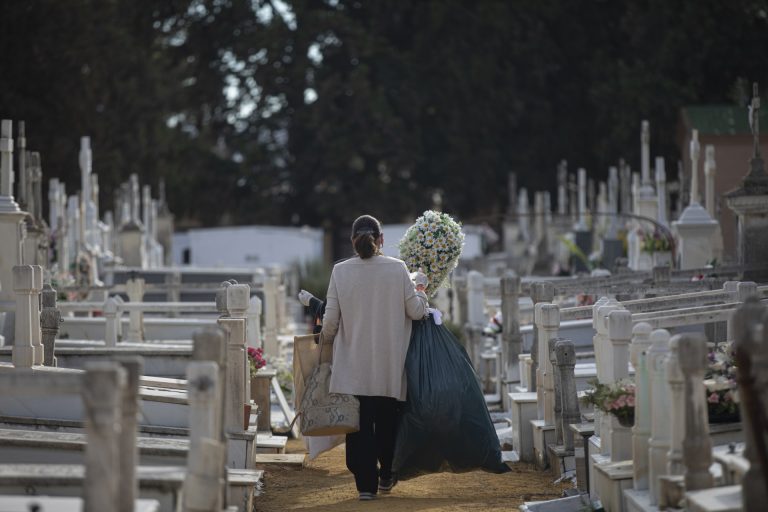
[630,322,653,490]
[536,303,559,424]
[30,265,43,365]
[569,172,578,224]
[602,167,623,270]
[704,145,716,219]
[184,361,224,512]
[620,159,632,217]
[673,129,719,269]
[731,298,768,510]
[118,174,146,268]
[263,276,279,358]
[466,270,485,327]
[549,336,564,445]
[666,334,685,476]
[677,333,714,491]
[125,276,145,343]
[518,188,530,242]
[116,358,141,512]
[218,281,250,435]
[656,157,668,227]
[529,282,554,392]
[555,340,579,452]
[40,283,61,366]
[0,120,26,346]
[246,295,262,349]
[637,121,658,225]
[501,272,521,383]
[104,297,121,347]
[191,327,227,507]
[83,362,125,512]
[574,168,592,273]
[557,160,568,216]
[12,265,35,367]
[606,309,632,462]
[647,328,671,505]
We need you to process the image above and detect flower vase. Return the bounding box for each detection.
[251,368,277,432]
[652,251,672,268]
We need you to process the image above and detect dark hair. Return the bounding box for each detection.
[351,215,382,259]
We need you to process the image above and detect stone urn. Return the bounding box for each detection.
[251,368,277,432]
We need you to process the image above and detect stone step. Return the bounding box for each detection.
[0,464,263,512]
[253,453,305,467]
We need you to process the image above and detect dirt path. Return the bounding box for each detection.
[254,439,570,512]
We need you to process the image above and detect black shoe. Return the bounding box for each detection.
[359,492,377,501]
[378,476,397,493]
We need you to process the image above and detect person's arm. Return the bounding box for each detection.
[319,271,340,344]
[403,266,428,320]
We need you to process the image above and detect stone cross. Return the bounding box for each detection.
[704,145,716,218]
[608,166,619,238]
[750,81,761,159]
[555,339,579,452]
[647,328,671,506]
[569,172,578,222]
[620,159,632,216]
[83,362,126,512]
[557,160,568,216]
[517,188,529,241]
[641,121,654,194]
[507,172,517,215]
[30,152,43,222]
[655,157,667,227]
[40,283,61,366]
[16,121,27,211]
[130,174,141,225]
[677,333,714,491]
[0,119,21,212]
[689,129,701,206]
[576,168,587,231]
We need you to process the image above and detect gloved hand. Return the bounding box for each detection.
[410,269,429,292]
[428,308,443,325]
[298,289,314,307]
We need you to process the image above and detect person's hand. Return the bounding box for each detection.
[411,270,428,292]
[298,289,314,307]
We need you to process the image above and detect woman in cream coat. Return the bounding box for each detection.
[320,214,428,501]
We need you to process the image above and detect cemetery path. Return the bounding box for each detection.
[254,439,569,512]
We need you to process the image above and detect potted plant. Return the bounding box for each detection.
[582,378,636,427]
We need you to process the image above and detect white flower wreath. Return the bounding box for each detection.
[398,210,465,296]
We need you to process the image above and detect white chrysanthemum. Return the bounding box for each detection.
[398,210,465,296]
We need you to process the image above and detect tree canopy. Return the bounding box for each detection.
[2,0,768,231]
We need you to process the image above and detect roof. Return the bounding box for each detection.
[681,104,768,136]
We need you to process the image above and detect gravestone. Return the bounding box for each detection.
[725,82,768,281]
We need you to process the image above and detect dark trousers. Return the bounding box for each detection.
[345,395,399,493]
